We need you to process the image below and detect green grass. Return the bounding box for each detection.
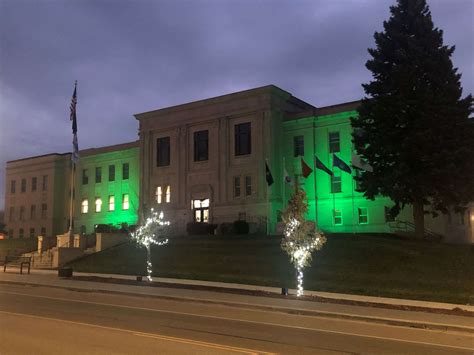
[68,234,474,305]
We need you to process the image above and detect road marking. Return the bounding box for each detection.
[1,290,473,352]
[0,310,273,355]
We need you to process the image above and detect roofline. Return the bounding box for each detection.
[7,152,71,164]
[79,140,139,156]
[286,99,361,121]
[134,85,313,120]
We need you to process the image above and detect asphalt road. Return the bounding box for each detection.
[0,283,472,354]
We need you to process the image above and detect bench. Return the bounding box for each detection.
[3,256,31,274]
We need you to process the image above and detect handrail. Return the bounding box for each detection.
[388,220,443,241]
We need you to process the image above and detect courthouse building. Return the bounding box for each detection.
[4,85,473,243]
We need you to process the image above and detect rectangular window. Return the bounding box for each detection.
[21,178,26,193]
[10,180,16,194]
[108,165,115,181]
[235,122,251,156]
[329,132,340,153]
[293,135,304,157]
[95,167,102,183]
[81,199,88,214]
[234,177,241,197]
[41,203,47,218]
[122,163,129,180]
[384,206,395,222]
[122,194,129,210]
[80,225,86,235]
[354,169,363,192]
[358,207,368,224]
[19,206,25,221]
[9,207,14,222]
[29,228,35,239]
[82,169,89,185]
[156,186,162,204]
[333,210,342,225]
[42,175,48,191]
[165,185,171,203]
[157,137,171,167]
[108,195,115,211]
[95,197,102,212]
[41,227,46,237]
[19,228,24,239]
[194,130,209,161]
[32,177,37,191]
[331,174,342,193]
[245,176,252,196]
[30,205,36,219]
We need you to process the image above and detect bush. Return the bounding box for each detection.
[186,222,217,235]
[219,223,234,235]
[233,220,249,235]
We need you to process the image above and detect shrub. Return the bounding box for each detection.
[186,222,217,235]
[233,220,249,235]
[220,223,234,235]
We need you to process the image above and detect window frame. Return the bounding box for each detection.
[331,174,342,193]
[109,165,115,182]
[293,135,304,157]
[32,177,37,191]
[193,130,209,162]
[333,210,342,225]
[358,207,368,224]
[245,175,252,196]
[122,163,129,180]
[234,122,251,156]
[82,169,89,185]
[95,167,102,183]
[234,176,241,197]
[157,137,171,167]
[108,195,115,211]
[329,131,340,153]
[122,194,129,210]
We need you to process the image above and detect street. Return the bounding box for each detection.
[0,282,472,354]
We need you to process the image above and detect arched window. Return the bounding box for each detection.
[81,199,88,214]
[95,198,102,212]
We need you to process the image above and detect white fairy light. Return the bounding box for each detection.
[131,208,170,282]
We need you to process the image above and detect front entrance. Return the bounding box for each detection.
[192,198,209,222]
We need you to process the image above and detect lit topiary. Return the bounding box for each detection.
[130,208,170,282]
[281,182,326,296]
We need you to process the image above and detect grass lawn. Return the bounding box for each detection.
[68,234,474,305]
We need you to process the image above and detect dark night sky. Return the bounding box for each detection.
[0,0,472,209]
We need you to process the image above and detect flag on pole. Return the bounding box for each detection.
[333,154,352,174]
[265,160,274,186]
[70,81,79,162]
[351,154,373,172]
[301,158,313,178]
[315,156,333,176]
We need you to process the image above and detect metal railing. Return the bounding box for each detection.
[388,220,443,241]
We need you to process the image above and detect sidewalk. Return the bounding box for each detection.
[0,269,472,334]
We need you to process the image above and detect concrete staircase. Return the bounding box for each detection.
[22,249,55,269]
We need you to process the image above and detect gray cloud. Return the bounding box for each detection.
[0,0,472,209]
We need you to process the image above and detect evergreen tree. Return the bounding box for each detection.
[351,0,474,239]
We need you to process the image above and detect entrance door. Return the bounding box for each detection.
[192,198,210,222]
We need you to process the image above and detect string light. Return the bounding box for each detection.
[131,208,170,282]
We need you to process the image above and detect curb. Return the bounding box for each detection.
[1,279,473,335]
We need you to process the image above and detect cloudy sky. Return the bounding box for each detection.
[0,0,472,209]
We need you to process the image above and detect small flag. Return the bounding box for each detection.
[265,160,274,186]
[315,156,333,176]
[70,81,79,162]
[301,158,313,178]
[351,154,373,172]
[284,167,292,184]
[333,154,352,174]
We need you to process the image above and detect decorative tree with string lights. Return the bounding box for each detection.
[281,181,326,297]
[130,208,170,282]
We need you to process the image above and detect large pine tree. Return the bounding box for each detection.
[351,0,474,239]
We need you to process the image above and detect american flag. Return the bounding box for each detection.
[70,81,79,162]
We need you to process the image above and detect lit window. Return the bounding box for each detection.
[156,186,162,204]
[234,176,241,197]
[331,174,341,193]
[81,199,88,214]
[329,132,340,153]
[95,198,102,212]
[245,176,252,196]
[165,185,171,203]
[122,194,129,210]
[108,195,115,211]
[333,210,342,225]
[358,207,368,224]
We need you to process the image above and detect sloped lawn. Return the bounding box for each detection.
[68,234,474,305]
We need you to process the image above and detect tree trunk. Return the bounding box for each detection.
[413,198,425,239]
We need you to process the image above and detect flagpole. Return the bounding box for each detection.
[68,80,78,240]
[266,158,270,236]
[312,121,318,229]
[351,170,355,235]
[68,160,75,237]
